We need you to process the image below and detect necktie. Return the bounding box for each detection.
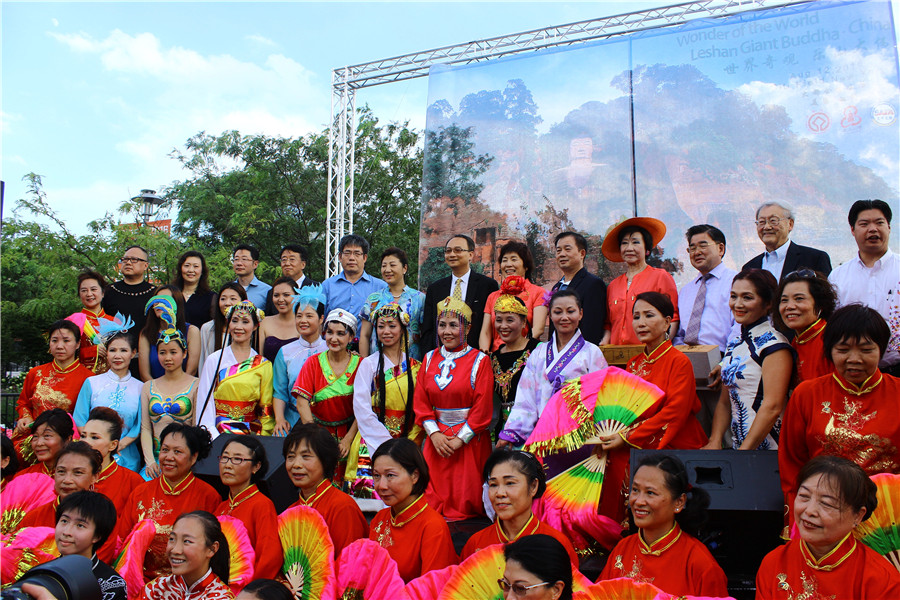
[452,278,463,300]
[684,274,711,346]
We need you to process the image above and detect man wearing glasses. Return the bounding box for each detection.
[102,245,156,377]
[232,244,272,311]
[742,201,832,281]
[420,233,499,352]
[264,244,317,315]
[321,234,387,319]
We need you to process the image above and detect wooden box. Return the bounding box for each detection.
[675,344,721,383]
[599,344,644,366]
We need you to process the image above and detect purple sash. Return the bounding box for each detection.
[545,332,585,394]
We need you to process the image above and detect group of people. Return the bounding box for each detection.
[3,197,899,599]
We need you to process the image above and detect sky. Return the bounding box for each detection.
[2,1,898,235]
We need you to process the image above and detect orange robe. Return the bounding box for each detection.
[94,461,144,563]
[791,319,832,383]
[599,524,728,598]
[78,308,115,373]
[18,497,59,529]
[756,534,900,600]
[286,479,368,558]
[779,371,900,524]
[17,360,94,420]
[414,346,494,521]
[625,341,707,449]
[369,494,457,582]
[116,474,222,582]
[460,514,578,564]
[606,267,679,345]
[214,485,282,579]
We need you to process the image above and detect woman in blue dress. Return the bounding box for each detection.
[73,324,143,471]
[704,268,794,451]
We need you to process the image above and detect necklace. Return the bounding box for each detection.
[109,281,154,297]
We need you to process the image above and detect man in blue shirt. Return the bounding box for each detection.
[321,234,387,320]
[232,244,272,311]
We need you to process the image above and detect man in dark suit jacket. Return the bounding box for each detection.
[549,231,607,345]
[264,244,319,314]
[421,234,499,353]
[742,201,832,280]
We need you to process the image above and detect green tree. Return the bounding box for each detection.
[421,124,494,203]
[169,106,423,285]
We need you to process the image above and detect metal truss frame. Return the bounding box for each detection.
[325,0,812,275]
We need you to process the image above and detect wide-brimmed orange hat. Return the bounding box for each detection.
[601,217,667,262]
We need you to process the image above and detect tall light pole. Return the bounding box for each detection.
[133,189,164,224]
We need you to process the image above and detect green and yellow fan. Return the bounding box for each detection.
[855,472,900,570]
[277,505,336,600]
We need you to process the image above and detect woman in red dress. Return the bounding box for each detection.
[12,408,74,481]
[214,435,282,579]
[774,269,837,383]
[600,454,728,598]
[757,455,900,599]
[81,407,144,562]
[76,271,115,373]
[14,320,92,463]
[414,296,493,521]
[19,440,101,530]
[281,423,368,558]
[117,424,221,583]
[780,304,900,524]
[369,438,457,582]
[142,511,234,600]
[461,448,577,563]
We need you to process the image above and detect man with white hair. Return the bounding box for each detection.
[742,201,832,281]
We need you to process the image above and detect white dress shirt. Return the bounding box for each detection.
[674,262,739,352]
[762,240,792,281]
[829,249,900,367]
[450,269,472,301]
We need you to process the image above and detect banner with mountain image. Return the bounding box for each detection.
[419,0,898,289]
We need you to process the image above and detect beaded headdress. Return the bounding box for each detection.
[144,295,177,328]
[226,300,265,324]
[493,276,529,317]
[325,308,358,336]
[157,326,187,349]
[437,295,472,325]
[371,302,411,327]
[97,312,136,344]
[292,284,327,312]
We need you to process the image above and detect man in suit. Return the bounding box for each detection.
[550,231,607,345]
[264,244,319,314]
[421,234,499,352]
[742,201,832,280]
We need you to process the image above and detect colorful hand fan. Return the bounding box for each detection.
[535,497,623,552]
[854,472,900,570]
[437,543,505,600]
[334,538,408,600]
[575,578,670,600]
[526,367,664,524]
[1,526,59,584]
[277,505,336,600]
[405,564,457,600]
[0,473,55,535]
[217,515,256,593]
[112,519,156,600]
[65,312,101,345]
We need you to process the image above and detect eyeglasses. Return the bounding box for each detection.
[119,257,147,264]
[755,217,787,228]
[687,241,711,253]
[280,257,300,264]
[497,578,551,596]
[341,250,365,257]
[444,246,470,255]
[219,455,253,465]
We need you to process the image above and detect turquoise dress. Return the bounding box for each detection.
[74,371,144,472]
[142,380,195,479]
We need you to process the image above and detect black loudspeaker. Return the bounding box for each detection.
[630,449,783,600]
[194,434,299,513]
